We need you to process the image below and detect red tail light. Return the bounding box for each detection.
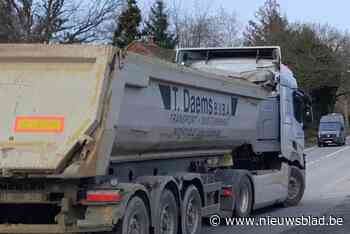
[222,188,234,197]
[86,191,123,202]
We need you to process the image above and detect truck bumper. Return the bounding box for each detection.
[0,179,124,234]
[0,204,118,234]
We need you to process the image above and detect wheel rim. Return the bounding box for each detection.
[185,197,200,234]
[239,185,249,213]
[288,176,300,200]
[160,205,175,234]
[127,212,144,234]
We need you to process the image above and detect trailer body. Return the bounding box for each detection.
[0,45,310,234]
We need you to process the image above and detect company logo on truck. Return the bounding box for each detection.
[159,84,237,117]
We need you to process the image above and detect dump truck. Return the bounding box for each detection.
[0,44,312,234]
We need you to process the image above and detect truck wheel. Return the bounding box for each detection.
[116,196,150,234]
[283,167,305,207]
[181,185,202,234]
[234,176,253,217]
[155,189,178,234]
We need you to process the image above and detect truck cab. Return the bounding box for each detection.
[177,46,313,209]
[177,47,312,166]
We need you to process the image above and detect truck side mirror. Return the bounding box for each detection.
[303,92,313,125]
[305,109,313,124]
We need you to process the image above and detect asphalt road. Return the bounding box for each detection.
[203,140,350,234]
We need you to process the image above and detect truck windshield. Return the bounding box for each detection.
[319,122,340,131]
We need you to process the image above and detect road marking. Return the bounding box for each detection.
[307,146,350,166]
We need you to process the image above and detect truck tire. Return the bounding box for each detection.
[234,176,253,217]
[181,185,202,234]
[155,189,178,234]
[116,196,150,234]
[283,167,305,207]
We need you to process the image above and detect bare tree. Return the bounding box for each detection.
[0,0,122,43]
[58,0,121,43]
[170,0,241,48]
[244,0,288,46]
[206,7,241,47]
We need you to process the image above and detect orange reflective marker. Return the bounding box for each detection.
[14,116,64,133]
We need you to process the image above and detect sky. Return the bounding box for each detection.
[139,0,350,32]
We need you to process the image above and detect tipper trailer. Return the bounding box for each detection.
[0,44,312,234]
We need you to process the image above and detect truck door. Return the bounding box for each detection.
[292,91,306,155]
[280,86,305,166]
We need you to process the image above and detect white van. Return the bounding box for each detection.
[318,113,346,147]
